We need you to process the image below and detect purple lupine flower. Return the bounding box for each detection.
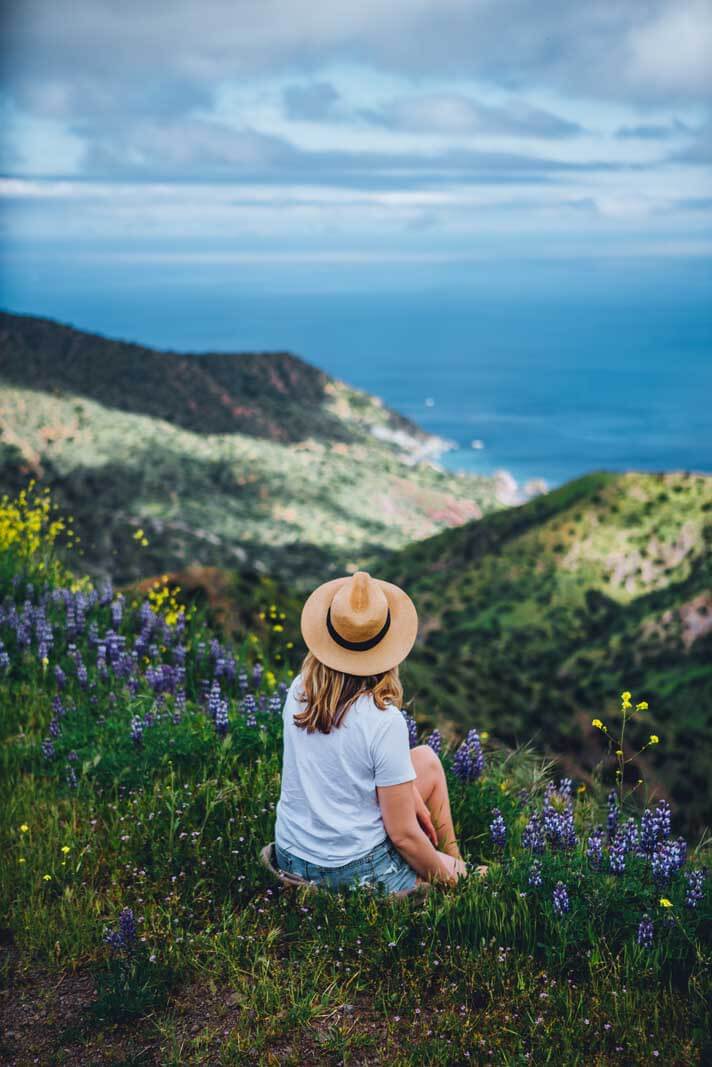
[207,680,223,721]
[242,693,257,727]
[66,764,78,788]
[684,869,706,909]
[489,808,506,849]
[401,710,418,749]
[637,914,654,948]
[619,817,640,854]
[268,693,282,715]
[130,715,144,745]
[654,800,672,841]
[522,812,546,854]
[586,827,605,868]
[67,750,78,761]
[0,641,10,671]
[41,738,56,760]
[426,730,442,755]
[48,718,61,738]
[607,790,619,840]
[104,907,138,953]
[528,860,543,887]
[640,807,660,856]
[278,681,289,699]
[452,729,485,782]
[238,670,248,692]
[542,787,577,852]
[651,839,687,886]
[609,835,627,874]
[214,697,229,737]
[552,881,569,917]
[252,662,263,688]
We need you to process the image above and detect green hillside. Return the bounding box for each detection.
[377,470,712,834]
[0,310,502,585]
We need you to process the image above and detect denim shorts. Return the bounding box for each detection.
[274,836,419,895]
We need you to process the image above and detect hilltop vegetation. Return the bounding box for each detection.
[377,470,712,835]
[0,311,501,586]
[0,485,709,1065]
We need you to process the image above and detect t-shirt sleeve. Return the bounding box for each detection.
[372,710,417,787]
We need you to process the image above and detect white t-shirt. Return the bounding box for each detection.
[274,673,417,866]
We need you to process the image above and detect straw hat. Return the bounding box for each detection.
[300,571,418,676]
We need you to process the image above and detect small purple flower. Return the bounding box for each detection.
[489,808,506,849]
[66,764,78,788]
[401,710,418,749]
[637,914,654,949]
[607,790,619,840]
[651,838,687,886]
[609,837,626,874]
[54,664,66,690]
[215,697,229,737]
[452,729,485,782]
[522,812,545,854]
[552,881,569,917]
[104,907,138,954]
[684,868,705,909]
[426,730,442,755]
[130,715,144,745]
[41,737,56,760]
[252,662,263,688]
[586,827,604,869]
[242,693,257,727]
[528,860,543,887]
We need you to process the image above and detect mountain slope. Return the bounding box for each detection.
[0,310,502,584]
[376,470,712,833]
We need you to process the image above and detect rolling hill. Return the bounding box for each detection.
[0,310,505,585]
[376,469,712,834]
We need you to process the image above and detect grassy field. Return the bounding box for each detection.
[1,485,710,1065]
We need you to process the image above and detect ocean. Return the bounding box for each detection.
[3,252,711,492]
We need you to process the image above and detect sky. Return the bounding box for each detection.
[1,0,711,294]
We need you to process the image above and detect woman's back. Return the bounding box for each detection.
[274,673,416,866]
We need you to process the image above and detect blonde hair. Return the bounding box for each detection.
[293,650,404,734]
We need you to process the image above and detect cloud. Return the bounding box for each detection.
[358,92,584,139]
[615,118,695,139]
[283,81,341,120]
[3,0,712,117]
[667,120,712,164]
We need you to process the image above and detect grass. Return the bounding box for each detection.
[0,486,711,1065]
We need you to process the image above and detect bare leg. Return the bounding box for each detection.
[410,745,463,860]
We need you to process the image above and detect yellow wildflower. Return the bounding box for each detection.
[636,701,648,711]
[273,624,284,632]
[61,845,70,854]
[659,898,673,908]
[621,691,632,709]
[649,735,660,745]
[615,749,624,757]
[18,857,26,864]
[20,823,29,833]
[133,528,144,540]
[42,874,52,881]
[592,719,604,730]
[577,784,586,794]
[480,731,489,740]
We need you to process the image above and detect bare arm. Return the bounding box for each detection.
[377,781,464,885]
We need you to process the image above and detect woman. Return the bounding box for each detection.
[274,570,468,895]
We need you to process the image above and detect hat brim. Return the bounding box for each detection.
[300,576,418,676]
